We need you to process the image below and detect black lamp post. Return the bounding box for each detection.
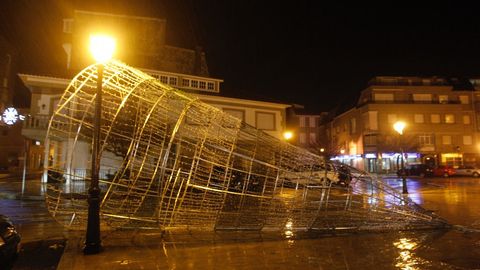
[393,121,408,194]
[84,34,115,255]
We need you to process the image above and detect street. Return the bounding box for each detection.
[1,175,479,269]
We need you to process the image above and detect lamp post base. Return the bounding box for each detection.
[83,242,102,255]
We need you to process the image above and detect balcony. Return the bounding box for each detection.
[22,115,50,141]
[359,99,462,107]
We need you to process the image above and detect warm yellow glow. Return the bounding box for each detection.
[340,149,345,154]
[283,131,293,141]
[320,148,325,152]
[89,34,116,62]
[393,121,406,135]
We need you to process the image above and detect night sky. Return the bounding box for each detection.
[2,1,480,112]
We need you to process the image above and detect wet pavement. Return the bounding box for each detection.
[1,174,480,269]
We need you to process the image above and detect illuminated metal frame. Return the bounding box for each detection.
[44,60,447,232]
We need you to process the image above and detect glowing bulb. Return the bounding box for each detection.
[89,34,116,63]
[283,131,293,141]
[393,121,406,135]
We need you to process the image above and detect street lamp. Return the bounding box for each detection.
[393,121,408,194]
[84,34,116,255]
[283,131,293,141]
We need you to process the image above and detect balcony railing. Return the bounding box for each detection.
[359,99,462,106]
[23,114,50,130]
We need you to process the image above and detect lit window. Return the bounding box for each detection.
[442,135,452,145]
[463,115,471,124]
[463,135,472,145]
[459,95,469,104]
[199,81,206,89]
[374,93,394,102]
[438,95,448,104]
[431,114,440,123]
[207,82,215,90]
[418,134,433,145]
[414,114,424,123]
[444,114,455,124]
[182,78,190,87]
[413,94,432,102]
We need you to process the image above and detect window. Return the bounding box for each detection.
[374,93,394,102]
[431,114,440,123]
[169,77,177,85]
[207,82,215,91]
[438,95,448,104]
[459,95,469,104]
[191,80,199,88]
[413,94,432,102]
[444,114,455,124]
[418,134,433,145]
[223,108,245,121]
[364,134,377,146]
[442,135,452,145]
[350,118,357,134]
[463,115,471,124]
[387,114,397,124]
[255,112,276,130]
[463,135,473,145]
[199,81,206,89]
[63,18,73,33]
[309,133,317,144]
[414,114,424,123]
[299,116,305,127]
[299,133,306,144]
[161,76,169,84]
[309,117,316,127]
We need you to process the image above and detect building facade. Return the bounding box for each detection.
[327,76,479,173]
[19,10,290,179]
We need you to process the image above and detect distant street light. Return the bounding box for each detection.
[393,121,408,194]
[393,121,406,135]
[283,131,293,141]
[84,34,116,255]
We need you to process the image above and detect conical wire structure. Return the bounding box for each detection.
[45,60,447,232]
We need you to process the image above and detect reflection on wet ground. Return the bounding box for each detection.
[88,228,478,269]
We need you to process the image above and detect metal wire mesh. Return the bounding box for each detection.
[45,60,447,232]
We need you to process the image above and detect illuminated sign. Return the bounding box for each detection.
[1,107,25,125]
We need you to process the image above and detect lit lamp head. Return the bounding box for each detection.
[283,131,293,141]
[89,34,116,63]
[393,121,406,135]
